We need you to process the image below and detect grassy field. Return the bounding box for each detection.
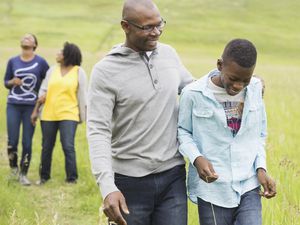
[0,0,299,224]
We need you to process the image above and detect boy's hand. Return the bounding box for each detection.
[194,156,218,183]
[257,168,276,199]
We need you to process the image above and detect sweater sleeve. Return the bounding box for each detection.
[41,58,50,80]
[77,67,88,123]
[169,46,194,94]
[4,59,13,89]
[86,64,119,199]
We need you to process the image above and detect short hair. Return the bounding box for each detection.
[222,39,257,68]
[62,42,82,66]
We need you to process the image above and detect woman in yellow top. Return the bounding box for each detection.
[31,42,87,184]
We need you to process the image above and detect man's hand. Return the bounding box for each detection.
[257,168,276,199]
[194,156,218,183]
[103,191,130,225]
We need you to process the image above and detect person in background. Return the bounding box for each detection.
[178,39,276,225]
[4,33,49,186]
[31,42,87,185]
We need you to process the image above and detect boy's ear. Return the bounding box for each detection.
[217,58,223,71]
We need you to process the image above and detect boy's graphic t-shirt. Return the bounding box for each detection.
[208,77,245,136]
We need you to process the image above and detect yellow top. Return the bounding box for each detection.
[41,65,79,121]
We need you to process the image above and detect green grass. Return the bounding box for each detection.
[0,0,299,224]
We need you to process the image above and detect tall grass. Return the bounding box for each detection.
[0,0,299,224]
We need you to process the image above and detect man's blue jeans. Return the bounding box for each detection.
[114,165,187,225]
[197,187,262,225]
[6,103,35,174]
[40,120,78,182]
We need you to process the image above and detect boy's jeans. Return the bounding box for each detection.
[114,165,187,225]
[197,187,262,225]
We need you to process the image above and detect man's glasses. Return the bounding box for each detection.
[123,19,166,32]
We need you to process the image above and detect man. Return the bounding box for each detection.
[87,0,193,224]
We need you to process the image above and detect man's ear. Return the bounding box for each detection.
[121,20,130,34]
[217,58,223,71]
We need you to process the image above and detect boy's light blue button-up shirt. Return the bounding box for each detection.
[178,69,267,208]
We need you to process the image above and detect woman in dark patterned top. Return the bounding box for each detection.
[4,33,49,185]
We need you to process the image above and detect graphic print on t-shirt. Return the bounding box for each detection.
[9,63,38,101]
[221,101,244,136]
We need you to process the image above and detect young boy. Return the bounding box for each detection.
[178,39,276,225]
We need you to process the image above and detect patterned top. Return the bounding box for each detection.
[4,55,49,105]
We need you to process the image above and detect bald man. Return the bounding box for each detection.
[87,1,193,224]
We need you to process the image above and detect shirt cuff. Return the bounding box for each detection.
[179,142,202,166]
[255,157,267,172]
[99,178,120,200]
[4,80,9,87]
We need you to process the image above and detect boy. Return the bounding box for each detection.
[178,39,276,225]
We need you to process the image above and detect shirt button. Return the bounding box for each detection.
[149,64,153,69]
[154,79,158,84]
